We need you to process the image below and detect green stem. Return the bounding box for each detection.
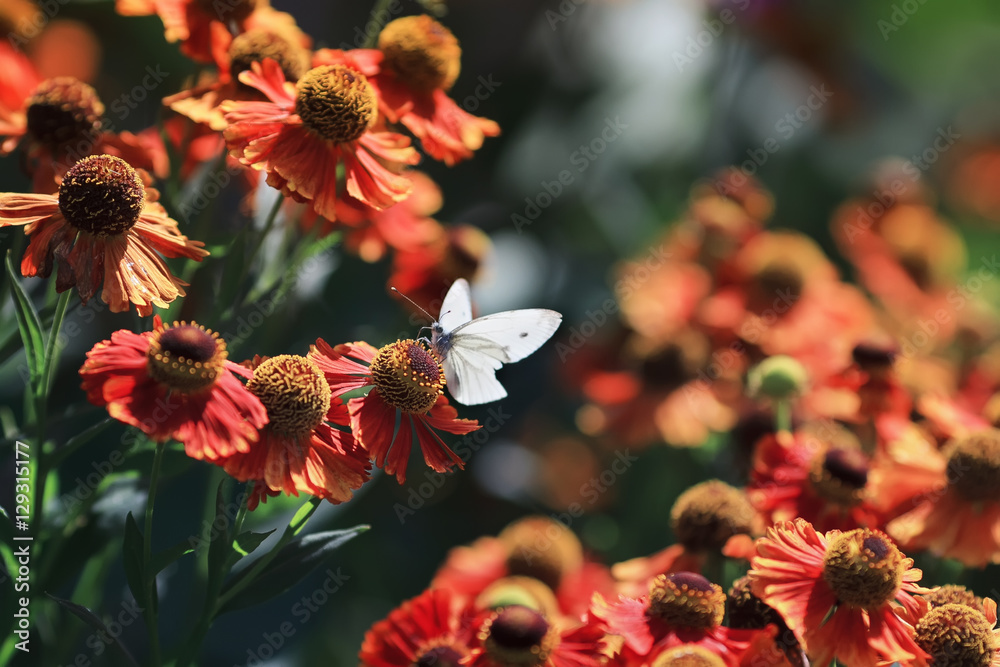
[216,497,321,609]
[40,290,71,400]
[775,399,791,433]
[224,194,283,319]
[143,442,166,667]
[362,0,395,48]
[175,495,321,667]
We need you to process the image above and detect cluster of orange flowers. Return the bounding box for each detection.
[0,0,498,315]
[0,2,505,503]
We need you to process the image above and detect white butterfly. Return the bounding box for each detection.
[428,279,563,406]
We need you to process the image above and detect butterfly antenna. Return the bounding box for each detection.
[390,286,436,322]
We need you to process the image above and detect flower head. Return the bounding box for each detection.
[590,572,764,665]
[313,17,500,166]
[884,429,1000,566]
[360,588,476,667]
[307,339,479,483]
[222,58,419,220]
[748,518,929,666]
[220,354,371,504]
[80,318,267,460]
[912,601,1000,667]
[0,154,207,314]
[467,605,607,667]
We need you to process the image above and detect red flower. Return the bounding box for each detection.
[748,518,929,666]
[0,154,207,315]
[313,15,500,166]
[360,588,476,667]
[747,427,885,532]
[222,58,420,221]
[309,339,480,483]
[220,354,371,504]
[590,573,764,667]
[80,318,267,461]
[430,516,616,620]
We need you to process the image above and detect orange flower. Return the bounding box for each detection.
[220,355,371,504]
[164,28,311,131]
[313,15,500,166]
[880,429,1000,567]
[748,519,929,666]
[80,317,267,461]
[0,49,170,192]
[0,154,207,315]
[222,59,420,221]
[300,170,444,263]
[309,339,479,483]
[117,0,309,65]
[911,599,1000,667]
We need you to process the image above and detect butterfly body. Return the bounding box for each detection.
[429,279,562,405]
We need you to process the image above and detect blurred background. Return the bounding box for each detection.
[5,0,1000,664]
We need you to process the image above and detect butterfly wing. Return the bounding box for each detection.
[437,278,474,333]
[450,309,563,362]
[443,309,563,405]
[443,340,509,406]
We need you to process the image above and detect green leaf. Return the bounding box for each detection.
[288,499,322,536]
[217,525,368,614]
[46,594,141,667]
[5,252,44,389]
[150,537,198,575]
[122,513,147,609]
[234,529,276,557]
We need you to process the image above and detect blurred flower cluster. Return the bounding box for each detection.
[361,166,1000,666]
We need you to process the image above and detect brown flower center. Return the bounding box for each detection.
[247,355,331,438]
[945,430,1000,503]
[369,340,444,414]
[296,65,377,144]
[478,606,556,667]
[58,155,145,237]
[650,645,727,667]
[822,529,905,609]
[229,30,309,85]
[378,15,461,93]
[146,322,227,393]
[499,516,584,592]
[727,575,804,666]
[194,0,258,23]
[915,604,997,667]
[25,77,104,150]
[671,480,755,552]
[647,572,726,630]
[809,446,870,507]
